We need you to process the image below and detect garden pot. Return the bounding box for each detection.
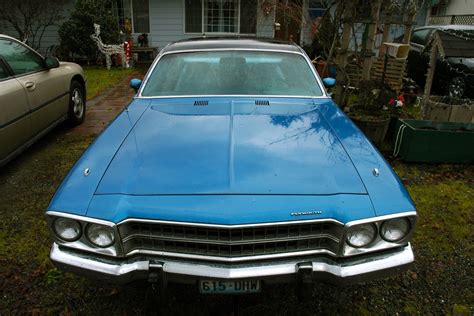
[393,119,474,163]
[350,115,390,146]
[424,96,474,123]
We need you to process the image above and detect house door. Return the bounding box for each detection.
[274,0,303,43]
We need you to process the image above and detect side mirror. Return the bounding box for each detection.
[322,77,336,88]
[130,78,142,92]
[45,57,60,69]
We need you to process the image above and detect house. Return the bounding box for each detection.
[424,0,474,26]
[1,0,327,56]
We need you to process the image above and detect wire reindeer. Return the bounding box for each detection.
[90,23,129,70]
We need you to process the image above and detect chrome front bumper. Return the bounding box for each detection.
[50,243,414,285]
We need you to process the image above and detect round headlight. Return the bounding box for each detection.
[86,224,115,248]
[53,218,82,242]
[380,218,410,242]
[346,223,377,248]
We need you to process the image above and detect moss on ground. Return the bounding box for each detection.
[0,127,472,314]
[394,163,473,257]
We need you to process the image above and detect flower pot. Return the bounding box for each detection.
[350,115,391,146]
[424,96,473,123]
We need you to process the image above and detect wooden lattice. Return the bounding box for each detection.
[428,14,474,26]
[453,15,474,25]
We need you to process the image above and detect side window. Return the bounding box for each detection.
[411,29,433,46]
[0,60,10,80]
[0,39,44,75]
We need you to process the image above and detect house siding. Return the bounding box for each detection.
[149,0,276,50]
[445,0,474,16]
[0,0,75,55]
[148,0,186,49]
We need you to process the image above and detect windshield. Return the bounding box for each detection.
[141,51,323,97]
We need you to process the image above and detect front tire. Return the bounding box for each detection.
[68,81,86,125]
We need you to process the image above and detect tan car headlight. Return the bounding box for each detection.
[380,218,411,242]
[86,223,115,248]
[346,223,377,248]
[53,218,82,242]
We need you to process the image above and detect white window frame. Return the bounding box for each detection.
[183,0,257,35]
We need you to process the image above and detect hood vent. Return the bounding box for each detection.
[194,100,209,106]
[255,100,270,106]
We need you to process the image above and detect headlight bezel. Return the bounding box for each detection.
[46,211,121,257]
[342,213,416,257]
[85,223,116,248]
[380,217,411,242]
[345,223,377,248]
[53,217,82,242]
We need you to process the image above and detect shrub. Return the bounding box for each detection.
[58,0,120,62]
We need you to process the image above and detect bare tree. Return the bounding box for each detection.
[0,0,68,49]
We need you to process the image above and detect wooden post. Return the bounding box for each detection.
[402,11,416,44]
[299,0,308,46]
[379,7,392,55]
[422,33,439,117]
[335,0,353,104]
[361,0,382,80]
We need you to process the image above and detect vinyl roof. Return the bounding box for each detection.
[162,37,303,54]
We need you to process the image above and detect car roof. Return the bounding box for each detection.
[161,37,303,54]
[414,24,474,31]
[0,34,22,41]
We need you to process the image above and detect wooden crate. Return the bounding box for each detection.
[370,57,406,91]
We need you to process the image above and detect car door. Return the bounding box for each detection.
[0,38,67,137]
[0,58,31,163]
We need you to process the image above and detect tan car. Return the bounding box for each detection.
[0,35,86,167]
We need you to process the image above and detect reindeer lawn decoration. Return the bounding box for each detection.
[90,24,129,70]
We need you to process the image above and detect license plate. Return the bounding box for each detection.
[199,280,261,294]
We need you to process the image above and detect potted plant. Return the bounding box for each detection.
[348,80,392,146]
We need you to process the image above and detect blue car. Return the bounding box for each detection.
[46,38,416,295]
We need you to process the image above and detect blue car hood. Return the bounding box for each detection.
[95,99,367,196]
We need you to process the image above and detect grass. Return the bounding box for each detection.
[83,66,135,100]
[0,129,472,314]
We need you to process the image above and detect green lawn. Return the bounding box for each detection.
[0,128,472,314]
[83,66,135,100]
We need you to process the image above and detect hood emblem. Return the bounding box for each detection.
[290,211,322,217]
[372,168,380,177]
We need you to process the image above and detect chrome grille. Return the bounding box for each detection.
[118,220,343,261]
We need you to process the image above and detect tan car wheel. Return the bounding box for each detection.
[68,81,86,125]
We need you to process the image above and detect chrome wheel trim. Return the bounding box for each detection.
[448,77,465,98]
[72,88,84,118]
